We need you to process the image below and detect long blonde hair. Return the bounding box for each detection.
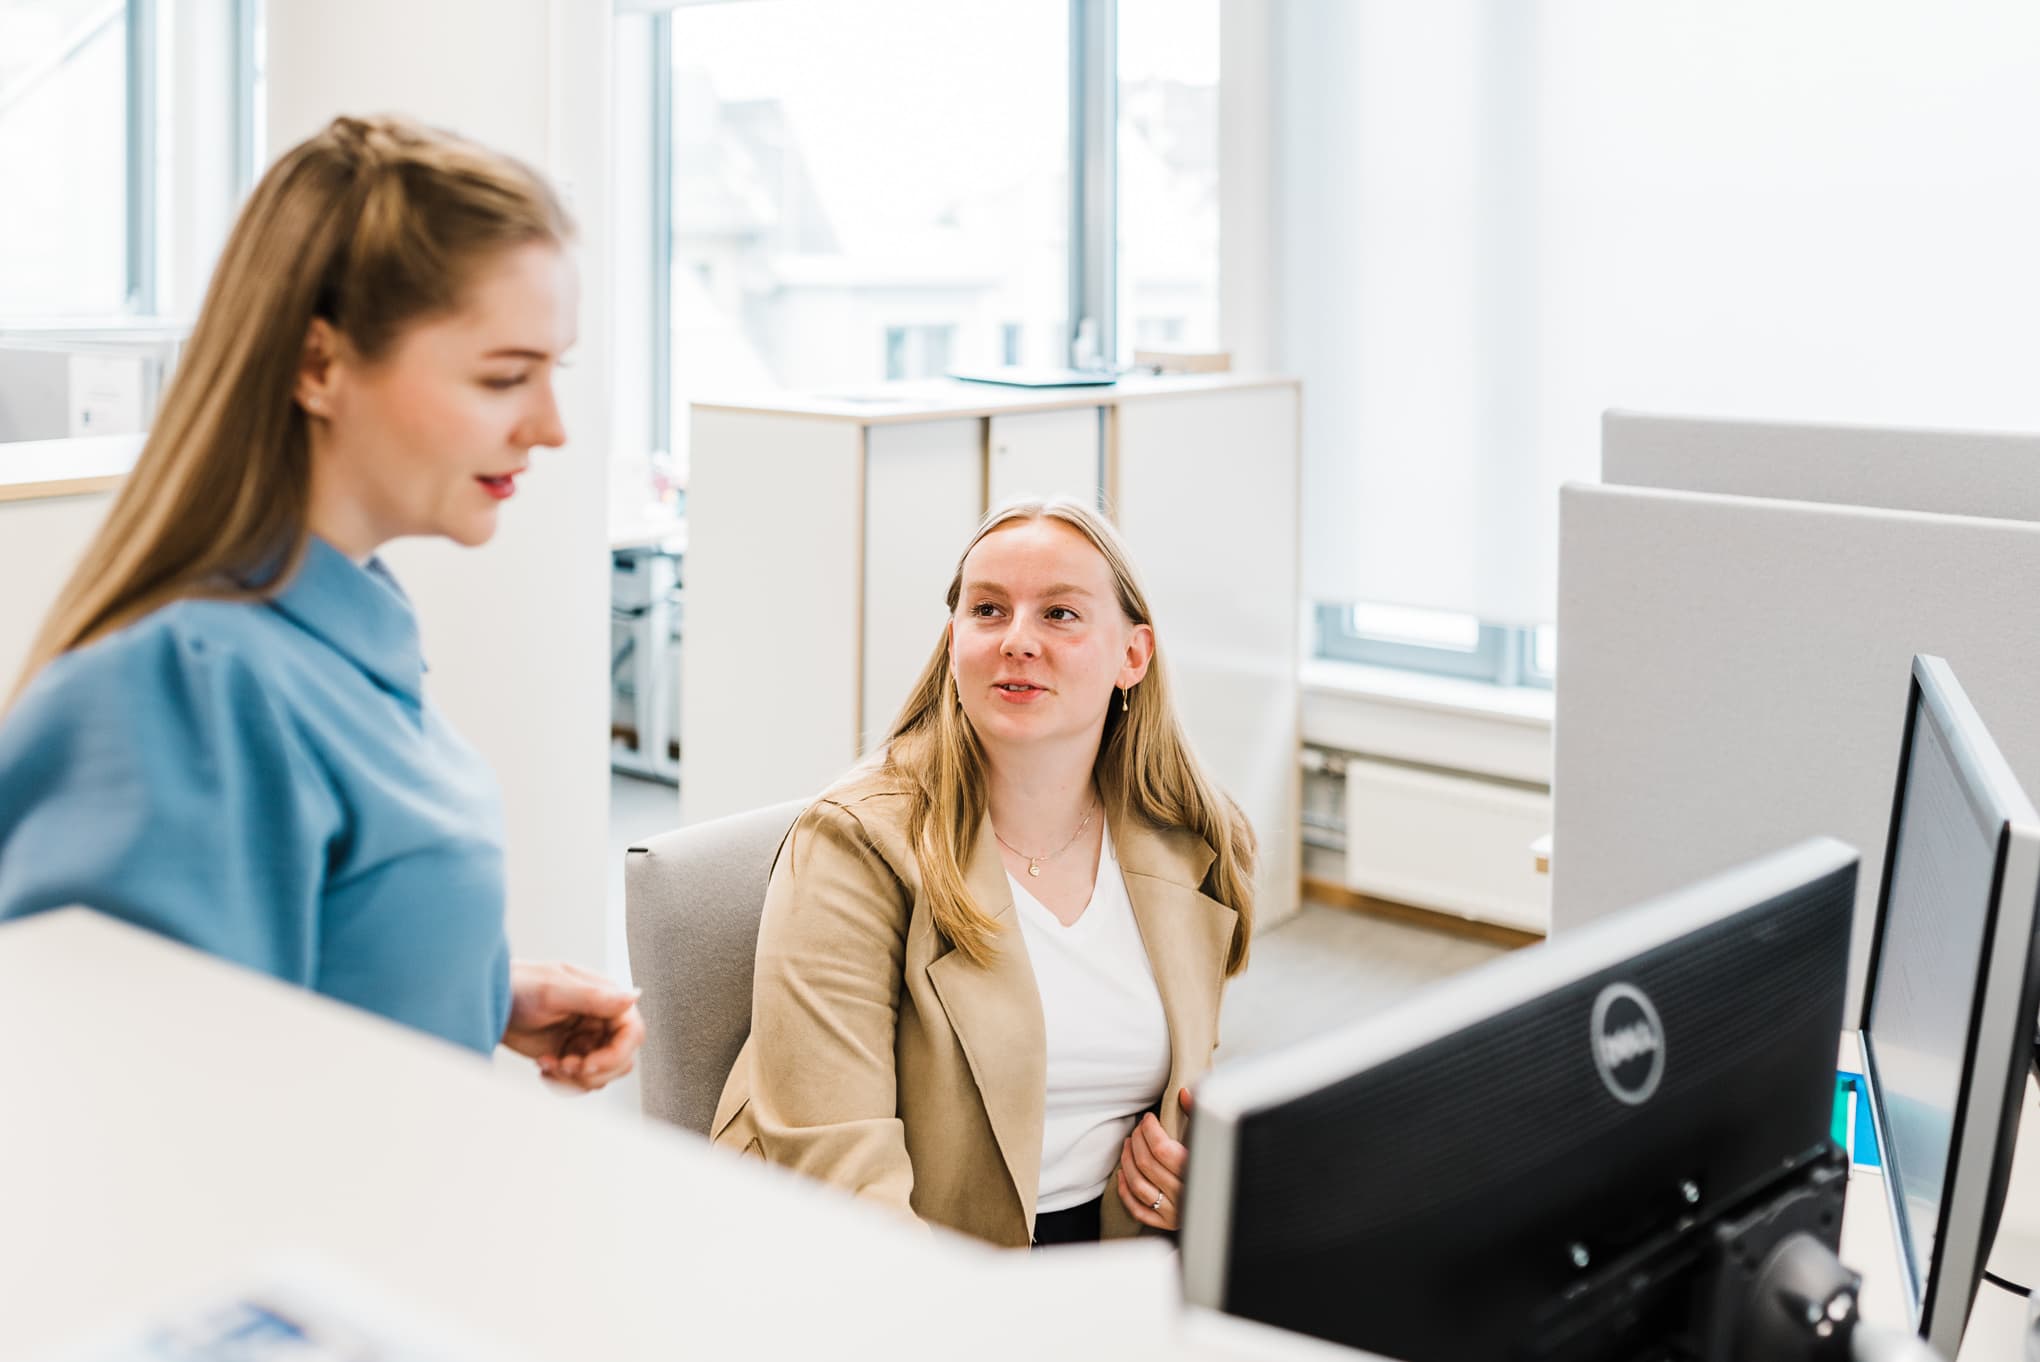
[10,114,572,705]
[883,498,1256,973]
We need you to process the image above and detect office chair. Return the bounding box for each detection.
[625,798,807,1135]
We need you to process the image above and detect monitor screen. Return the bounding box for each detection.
[1859,653,2040,1355]
[1865,694,2003,1294]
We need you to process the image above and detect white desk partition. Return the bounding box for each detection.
[1552,483,2040,1020]
[11,909,2035,1360]
[0,909,1358,1362]
[1601,409,2040,520]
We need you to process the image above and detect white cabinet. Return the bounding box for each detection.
[682,374,1304,924]
[862,420,983,750]
[987,406,1104,510]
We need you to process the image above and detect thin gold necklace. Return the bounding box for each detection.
[994,801,1097,878]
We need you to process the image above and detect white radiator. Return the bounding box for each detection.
[1343,758,1551,934]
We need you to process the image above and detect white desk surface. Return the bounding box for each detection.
[0,911,1356,1362]
[9,910,2035,1362]
[606,507,686,554]
[0,433,140,502]
[691,371,1299,427]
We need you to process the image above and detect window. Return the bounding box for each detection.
[649,0,1070,463]
[882,323,955,382]
[0,1,131,316]
[1317,604,1552,690]
[1134,315,1184,346]
[0,0,261,324]
[624,0,1226,464]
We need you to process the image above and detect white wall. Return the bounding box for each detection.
[1216,0,1274,373]
[160,0,241,319]
[0,491,115,690]
[267,2,615,969]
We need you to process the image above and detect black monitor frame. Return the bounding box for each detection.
[1180,838,1859,1361]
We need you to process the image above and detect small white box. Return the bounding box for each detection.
[68,352,147,437]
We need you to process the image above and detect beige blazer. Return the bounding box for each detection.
[710,764,1242,1248]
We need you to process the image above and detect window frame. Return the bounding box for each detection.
[230,0,260,199]
[125,0,157,314]
[1315,605,1553,691]
[647,7,673,457]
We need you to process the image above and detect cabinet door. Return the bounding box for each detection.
[862,420,985,752]
[1116,385,1303,925]
[682,410,865,825]
[987,407,1104,510]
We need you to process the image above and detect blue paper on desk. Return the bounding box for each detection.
[948,366,1117,388]
[46,1261,501,1362]
[1836,1069,1881,1167]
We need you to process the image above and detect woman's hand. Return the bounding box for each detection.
[1116,1086,1194,1231]
[501,960,645,1091]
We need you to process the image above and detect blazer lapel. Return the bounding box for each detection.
[924,814,1047,1232]
[1114,813,1239,1140]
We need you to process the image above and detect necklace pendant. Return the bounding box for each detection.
[1028,861,1041,877]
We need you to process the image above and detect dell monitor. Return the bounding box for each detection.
[1181,839,1862,1362]
[1857,654,2040,1356]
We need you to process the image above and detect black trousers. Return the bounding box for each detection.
[1031,1195,1103,1247]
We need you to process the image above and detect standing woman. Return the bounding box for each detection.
[711,499,1255,1245]
[0,115,640,1087]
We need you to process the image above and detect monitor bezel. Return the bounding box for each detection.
[1181,835,1860,1316]
[1856,653,2040,1357]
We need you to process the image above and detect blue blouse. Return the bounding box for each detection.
[0,537,511,1054]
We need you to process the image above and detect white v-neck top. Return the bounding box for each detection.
[1010,824,1173,1213]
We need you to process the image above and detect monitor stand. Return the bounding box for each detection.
[1525,1147,1947,1362]
[1735,1231,1943,1361]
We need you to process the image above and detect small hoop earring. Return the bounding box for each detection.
[1120,685,1130,714]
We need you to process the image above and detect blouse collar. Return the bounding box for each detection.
[265,536,426,702]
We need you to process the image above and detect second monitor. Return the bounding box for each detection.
[1857,653,2040,1355]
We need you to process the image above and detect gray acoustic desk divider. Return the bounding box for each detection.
[1601,409,2040,521]
[1552,482,2040,1020]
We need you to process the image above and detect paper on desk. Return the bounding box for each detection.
[38,1258,521,1362]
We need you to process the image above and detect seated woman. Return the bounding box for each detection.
[711,498,1255,1246]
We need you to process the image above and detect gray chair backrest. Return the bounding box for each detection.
[625,798,807,1135]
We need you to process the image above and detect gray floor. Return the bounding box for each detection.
[1219,901,1509,1060]
[604,772,1510,1062]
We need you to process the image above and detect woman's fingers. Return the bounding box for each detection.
[1119,1136,1178,1230]
[575,1007,645,1079]
[1115,1165,1167,1229]
[1125,1131,1183,1205]
[542,1001,645,1083]
[1132,1112,1188,1177]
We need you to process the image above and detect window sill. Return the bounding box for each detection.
[1301,659,1553,786]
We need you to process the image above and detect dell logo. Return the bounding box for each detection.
[1592,983,1665,1106]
